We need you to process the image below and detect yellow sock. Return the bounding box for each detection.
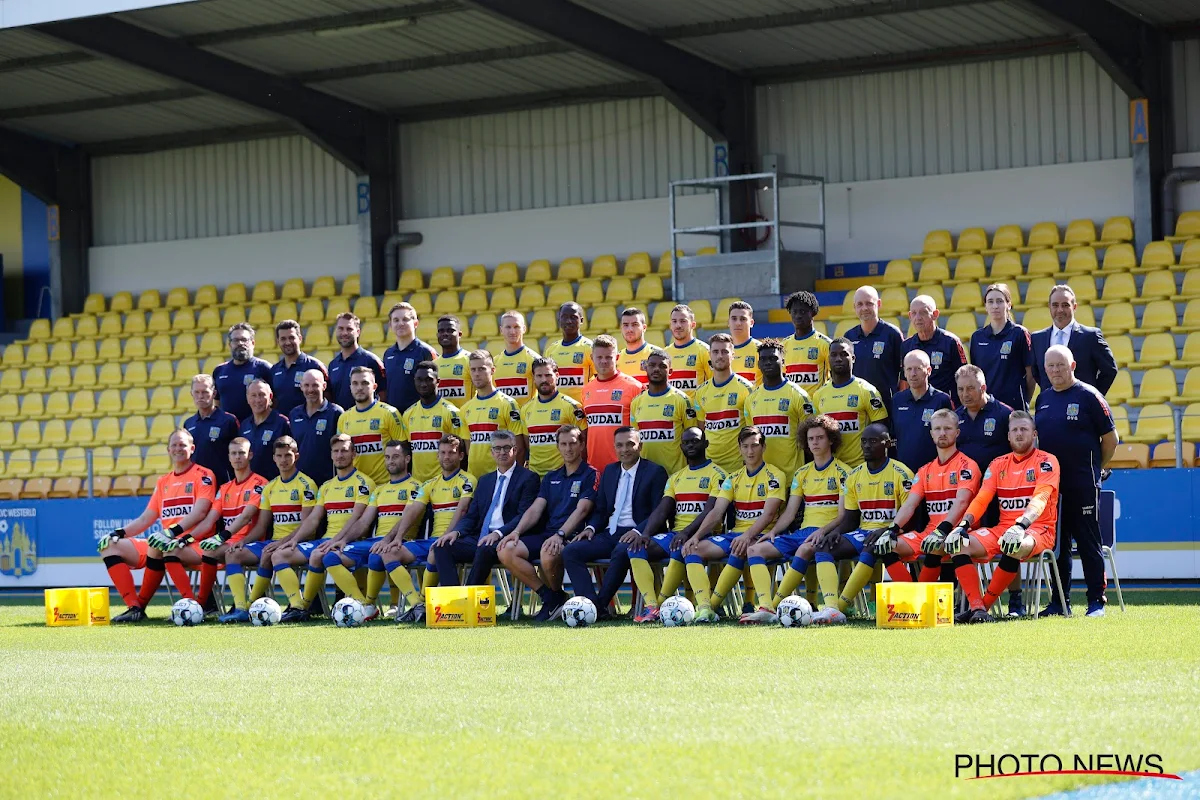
[227,572,247,609]
[749,563,775,610]
[711,564,742,607]
[815,560,841,609]
[686,562,713,608]
[366,569,386,605]
[300,571,325,609]
[656,560,686,605]
[389,577,399,607]
[421,569,439,590]
[355,567,368,592]
[389,565,424,608]
[275,567,302,608]
[742,567,756,606]
[326,564,367,603]
[249,574,272,603]
[772,567,805,608]
[630,558,659,608]
[838,562,876,612]
[805,564,819,606]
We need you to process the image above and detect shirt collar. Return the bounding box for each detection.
[621,459,640,479]
[495,464,516,480]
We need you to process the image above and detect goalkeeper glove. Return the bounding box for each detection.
[146,531,172,550]
[871,524,900,556]
[942,522,970,556]
[1000,522,1028,555]
[200,536,224,552]
[164,534,195,553]
[96,526,127,554]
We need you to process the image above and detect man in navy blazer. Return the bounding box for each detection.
[561,426,668,617]
[431,430,540,586]
[1031,285,1118,394]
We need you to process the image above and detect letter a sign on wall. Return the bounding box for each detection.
[1130,99,1149,145]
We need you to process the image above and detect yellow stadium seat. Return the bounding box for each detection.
[83,293,105,314]
[171,309,196,335]
[108,474,140,496]
[45,392,69,420]
[347,296,376,322]
[1020,306,1051,331]
[950,255,986,285]
[831,292,856,321]
[458,289,487,315]
[48,341,73,366]
[489,262,519,287]
[297,299,323,325]
[69,390,96,419]
[605,277,634,305]
[195,307,221,330]
[119,388,148,416]
[1171,268,1200,302]
[879,286,910,317]
[58,445,86,476]
[301,325,330,352]
[21,476,52,499]
[164,287,189,309]
[983,224,1024,255]
[1167,210,1200,243]
[948,282,982,311]
[172,334,197,359]
[428,267,456,291]
[1151,441,1195,468]
[1136,333,1176,369]
[1058,218,1097,250]
[145,334,171,360]
[251,281,277,303]
[200,356,223,375]
[398,269,424,292]
[273,301,299,326]
[528,310,558,336]
[517,285,545,310]
[310,276,336,299]
[23,367,47,394]
[1134,300,1176,334]
[0,421,11,448]
[1127,404,1174,442]
[1129,368,1176,406]
[322,297,349,323]
[576,280,605,308]
[1108,334,1135,368]
[1062,246,1097,275]
[247,303,272,329]
[624,253,652,276]
[174,386,192,413]
[649,303,673,331]
[1174,368,1200,404]
[715,298,745,322]
[197,331,224,357]
[49,317,73,340]
[65,417,93,447]
[0,478,21,499]
[1106,370,1134,405]
[945,312,977,341]
[1098,216,1133,246]
[0,395,17,421]
[591,255,618,279]
[1025,249,1061,278]
[148,414,177,443]
[3,449,32,478]
[47,365,73,391]
[589,305,618,334]
[112,446,144,478]
[471,315,499,340]
[544,282,574,309]
[657,250,681,274]
[691,300,713,327]
[1180,240,1200,269]
[1139,270,1176,301]
[1182,402,1200,443]
[72,339,98,365]
[220,283,247,307]
[221,306,248,329]
[124,312,149,337]
[953,227,987,254]
[0,345,23,369]
[883,259,914,285]
[986,252,1021,282]
[454,264,484,289]
[94,417,121,446]
[31,448,60,479]
[1109,405,1131,440]
[916,257,950,284]
[147,360,174,387]
[16,420,40,447]
[408,292,433,316]
[75,315,98,339]
[913,285,945,312]
[89,446,116,479]
[110,291,134,313]
[341,275,360,297]
[1099,302,1136,335]
[137,289,161,311]
[912,229,952,260]
[1095,272,1136,306]
[0,370,20,395]
[1098,242,1137,275]
[1178,332,1200,367]
[541,260,571,284]
[1021,221,1060,253]
[122,416,150,446]
[358,323,385,349]
[19,394,45,421]
[1140,241,1176,270]
[1068,277,1097,306]
[24,343,48,367]
[144,451,170,476]
[49,476,83,498]
[193,285,218,307]
[97,313,122,338]
[635,275,664,303]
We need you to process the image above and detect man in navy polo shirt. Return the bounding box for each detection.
[289,368,343,486]
[902,294,967,406]
[970,283,1036,411]
[954,364,1013,476]
[271,319,327,413]
[1035,345,1119,618]
[891,350,952,472]
[183,373,239,484]
[213,322,273,423]
[844,286,905,411]
[383,301,436,414]
[328,311,386,412]
[238,379,292,480]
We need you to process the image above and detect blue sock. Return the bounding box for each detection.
[684,554,704,565]
[790,555,810,573]
[814,552,835,564]
[368,553,385,572]
[321,551,345,570]
[256,565,272,579]
[225,563,244,576]
[747,556,767,567]
[858,551,877,568]
[726,555,745,570]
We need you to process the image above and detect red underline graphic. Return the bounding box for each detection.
[968,770,1182,781]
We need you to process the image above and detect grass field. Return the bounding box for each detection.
[1,590,1197,799]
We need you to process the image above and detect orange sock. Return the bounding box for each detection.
[952,554,984,610]
[917,555,942,582]
[882,554,911,583]
[164,560,195,600]
[196,558,220,605]
[138,558,166,607]
[103,556,140,608]
[982,555,1020,608]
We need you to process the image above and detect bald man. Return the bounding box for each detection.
[289,367,344,486]
[901,294,968,406]
[845,286,905,411]
[890,350,952,472]
[238,379,292,480]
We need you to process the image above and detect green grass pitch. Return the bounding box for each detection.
[1,590,1197,798]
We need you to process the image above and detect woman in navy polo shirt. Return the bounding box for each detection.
[969,283,1036,411]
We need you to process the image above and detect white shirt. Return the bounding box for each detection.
[613,459,640,530]
[1052,323,1072,349]
[485,465,516,533]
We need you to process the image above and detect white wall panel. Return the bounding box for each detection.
[398,96,713,219]
[758,52,1130,183]
[1173,39,1200,155]
[92,136,358,246]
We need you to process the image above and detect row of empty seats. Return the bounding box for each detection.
[1109,441,1200,470]
[0,446,170,479]
[0,415,181,449]
[82,275,362,315]
[0,475,154,500]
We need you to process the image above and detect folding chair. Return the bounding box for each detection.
[1097,489,1124,611]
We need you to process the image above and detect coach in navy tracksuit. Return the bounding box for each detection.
[971,284,1036,411]
[1031,285,1118,395]
[901,294,967,406]
[844,286,905,411]
[562,426,667,616]
[892,350,953,473]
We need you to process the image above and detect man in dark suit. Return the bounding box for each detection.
[1031,285,1118,394]
[561,426,668,618]
[430,430,540,586]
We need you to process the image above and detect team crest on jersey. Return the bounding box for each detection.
[949,472,958,486]
[451,487,461,498]
[872,342,885,356]
[664,405,675,417]
[827,477,837,490]
[699,477,711,489]
[488,407,499,420]
[261,431,271,445]
[1025,469,1035,481]
[808,347,818,359]
[345,487,354,498]
[931,352,944,366]
[370,419,380,431]
[744,356,754,367]
[1000,341,1012,355]
[983,418,996,434]
[453,365,463,375]
[399,490,409,500]
[316,419,328,432]
[517,363,527,374]
[777,399,790,412]
[1067,403,1080,419]
[847,394,858,407]
[727,393,739,406]
[611,391,623,401]
[921,408,934,423]
[243,375,253,386]
[183,482,193,494]
[573,352,584,364]
[208,427,219,440]
[757,484,766,497]
[570,480,582,494]
[290,489,299,501]
[884,482,894,496]
[403,358,414,371]
[432,416,442,428]
[551,409,562,422]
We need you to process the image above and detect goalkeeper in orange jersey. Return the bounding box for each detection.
[932,410,1060,623]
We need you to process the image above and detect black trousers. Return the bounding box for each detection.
[1053,484,1106,606]
[430,536,499,587]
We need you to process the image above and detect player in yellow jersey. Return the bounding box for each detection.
[434,315,474,408]
[369,435,475,623]
[267,434,375,622]
[739,416,850,623]
[494,311,539,405]
[542,302,594,402]
[694,333,755,473]
[683,426,787,622]
[742,339,813,477]
[783,291,831,390]
[629,349,695,474]
[223,436,319,618]
[402,361,468,482]
[616,306,651,384]
[728,300,761,385]
[522,356,587,475]
[666,304,711,397]
[336,365,406,485]
[626,428,727,623]
[812,338,888,467]
[460,349,527,475]
[808,422,914,624]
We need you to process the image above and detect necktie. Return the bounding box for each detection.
[485,474,507,532]
[610,471,631,535]
[1055,328,1066,348]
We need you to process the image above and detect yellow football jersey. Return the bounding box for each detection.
[742,381,813,477]
[731,337,762,385]
[413,469,476,539]
[435,349,474,408]
[494,345,538,405]
[630,386,696,475]
[716,462,787,534]
[812,377,889,468]
[335,401,405,486]
[316,469,375,538]
[617,342,651,385]
[666,338,712,397]
[665,460,727,532]
[843,458,913,530]
[542,336,594,403]
[459,389,525,477]
[259,471,318,540]
[790,458,850,530]
[521,391,587,476]
[784,330,830,391]
[694,374,755,474]
[402,398,468,483]
[368,475,422,539]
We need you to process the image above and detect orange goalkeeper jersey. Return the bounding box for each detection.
[149,463,217,534]
[910,450,980,527]
[966,448,1060,531]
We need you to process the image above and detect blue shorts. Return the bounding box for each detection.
[844,529,869,555]
[402,538,434,566]
[772,527,818,560]
[629,532,676,561]
[241,540,270,561]
[296,538,329,558]
[707,534,737,556]
[341,537,383,570]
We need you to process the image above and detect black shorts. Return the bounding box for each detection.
[514,533,557,559]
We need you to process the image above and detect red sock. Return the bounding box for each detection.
[917,563,942,582]
[165,561,195,600]
[982,562,1020,608]
[196,560,219,605]
[952,555,985,610]
[104,558,140,608]
[138,559,166,607]
[885,561,912,582]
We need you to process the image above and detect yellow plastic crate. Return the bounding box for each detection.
[44,587,110,627]
[424,585,496,628]
[875,581,953,628]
